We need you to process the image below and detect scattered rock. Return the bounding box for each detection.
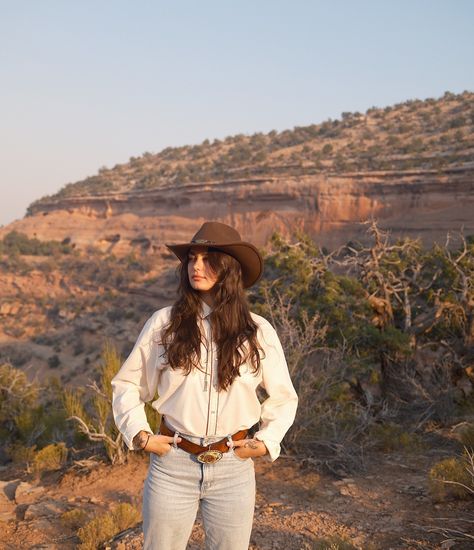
[338,484,358,497]
[23,499,69,520]
[105,524,143,550]
[74,496,90,503]
[0,303,21,316]
[15,503,29,521]
[0,479,20,501]
[15,482,46,504]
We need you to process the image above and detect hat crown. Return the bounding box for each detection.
[190,222,241,246]
[165,220,263,288]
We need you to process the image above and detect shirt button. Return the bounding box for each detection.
[211,411,216,414]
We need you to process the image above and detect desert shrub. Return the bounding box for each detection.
[0,230,73,256]
[6,442,37,464]
[31,442,68,474]
[0,364,70,461]
[252,224,474,470]
[77,502,140,550]
[370,423,425,452]
[254,283,374,472]
[312,535,359,550]
[77,510,117,549]
[48,354,61,368]
[64,341,128,464]
[7,441,68,473]
[429,452,474,501]
[0,363,38,439]
[448,116,466,129]
[0,344,33,367]
[61,508,91,530]
[111,502,141,531]
[322,143,333,156]
[458,423,474,450]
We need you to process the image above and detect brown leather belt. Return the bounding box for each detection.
[160,417,248,464]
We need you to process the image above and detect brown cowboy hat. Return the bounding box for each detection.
[165,221,263,288]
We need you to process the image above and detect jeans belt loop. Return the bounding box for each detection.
[173,430,180,448]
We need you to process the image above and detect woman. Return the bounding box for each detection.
[111,221,298,550]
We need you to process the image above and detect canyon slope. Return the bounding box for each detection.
[4,169,474,254]
[1,91,473,252]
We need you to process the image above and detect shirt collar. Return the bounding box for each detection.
[199,300,213,319]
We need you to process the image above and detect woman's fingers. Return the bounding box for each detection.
[227,438,260,449]
[155,434,181,444]
[143,434,182,455]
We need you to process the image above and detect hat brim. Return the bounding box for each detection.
[165,241,263,289]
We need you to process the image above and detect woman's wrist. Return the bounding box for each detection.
[260,441,268,456]
[245,438,267,456]
[233,438,268,458]
[132,430,153,450]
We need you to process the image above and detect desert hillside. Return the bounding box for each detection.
[1,91,473,253]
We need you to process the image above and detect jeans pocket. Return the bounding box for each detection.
[231,448,250,462]
[153,444,174,460]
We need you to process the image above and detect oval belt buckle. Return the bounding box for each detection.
[197,449,223,464]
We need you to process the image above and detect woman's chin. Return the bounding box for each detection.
[192,282,211,292]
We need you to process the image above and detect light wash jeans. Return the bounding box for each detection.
[142,432,256,550]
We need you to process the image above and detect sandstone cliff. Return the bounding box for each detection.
[2,91,472,252]
[2,167,473,254]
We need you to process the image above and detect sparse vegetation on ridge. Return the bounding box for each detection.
[26,90,474,212]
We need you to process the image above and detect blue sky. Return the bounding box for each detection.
[1,1,473,227]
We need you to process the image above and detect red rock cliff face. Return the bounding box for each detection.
[2,169,473,253]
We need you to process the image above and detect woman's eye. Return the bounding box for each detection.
[188,254,208,262]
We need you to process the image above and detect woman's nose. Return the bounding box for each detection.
[193,257,203,271]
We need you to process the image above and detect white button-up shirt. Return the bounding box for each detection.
[111,300,298,461]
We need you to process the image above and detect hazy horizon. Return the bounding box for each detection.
[1,1,473,227]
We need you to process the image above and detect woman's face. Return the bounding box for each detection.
[187,246,218,293]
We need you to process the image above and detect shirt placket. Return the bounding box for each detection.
[204,317,220,439]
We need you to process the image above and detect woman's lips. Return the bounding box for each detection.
[192,276,205,280]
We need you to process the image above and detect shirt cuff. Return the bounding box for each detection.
[122,422,154,450]
[254,433,281,462]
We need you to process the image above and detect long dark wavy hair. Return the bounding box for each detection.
[160,248,264,391]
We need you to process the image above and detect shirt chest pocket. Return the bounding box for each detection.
[159,366,187,394]
[238,363,261,389]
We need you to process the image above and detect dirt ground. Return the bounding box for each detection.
[1,448,473,550]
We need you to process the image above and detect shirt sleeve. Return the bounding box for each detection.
[111,310,164,450]
[253,321,298,462]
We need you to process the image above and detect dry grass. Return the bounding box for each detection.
[429,448,474,501]
[31,442,68,474]
[77,502,140,550]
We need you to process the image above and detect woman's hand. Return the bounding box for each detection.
[146,434,182,456]
[228,438,267,459]
[133,431,182,456]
